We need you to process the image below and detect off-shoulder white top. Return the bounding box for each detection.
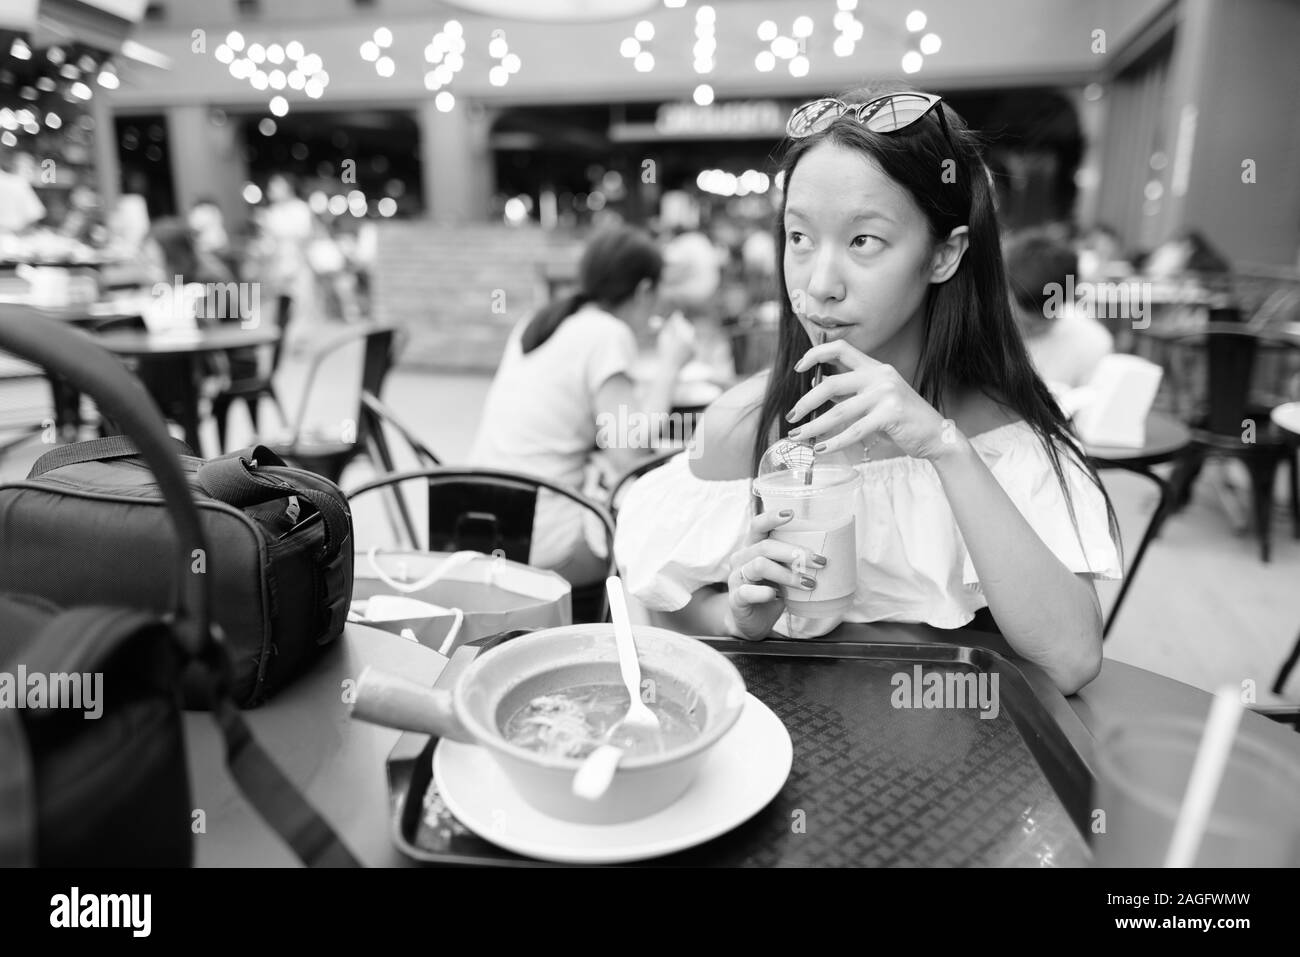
[613,420,1122,637]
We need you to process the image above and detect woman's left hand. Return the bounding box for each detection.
[787,340,960,462]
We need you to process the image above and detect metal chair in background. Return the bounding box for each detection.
[1163,323,1300,561]
[607,448,680,517]
[346,466,615,624]
[211,314,291,452]
[263,322,404,485]
[354,389,441,551]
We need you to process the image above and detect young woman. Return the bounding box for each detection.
[615,84,1122,694]
[469,224,693,587]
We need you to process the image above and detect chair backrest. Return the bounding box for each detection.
[360,327,400,400]
[290,322,403,445]
[92,314,146,334]
[1167,324,1300,435]
[1206,305,1242,325]
[266,309,290,378]
[729,309,779,377]
[1205,330,1258,434]
[1247,288,1300,330]
[345,465,617,597]
[359,391,441,467]
[428,475,537,562]
[608,449,680,515]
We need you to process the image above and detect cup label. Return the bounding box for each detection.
[772,517,857,602]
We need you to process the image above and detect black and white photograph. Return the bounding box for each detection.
[0,0,1297,909]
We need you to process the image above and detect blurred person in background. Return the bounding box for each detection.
[0,151,46,234]
[188,196,237,279]
[310,216,364,323]
[91,193,155,290]
[1005,229,1113,391]
[132,218,237,444]
[1144,228,1232,278]
[1143,228,1235,305]
[337,216,378,319]
[658,229,735,389]
[106,193,151,252]
[468,224,694,587]
[1076,223,1131,282]
[55,185,106,247]
[145,216,233,287]
[741,227,777,294]
[735,227,781,375]
[257,173,317,349]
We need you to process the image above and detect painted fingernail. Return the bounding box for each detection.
[801,576,817,589]
[812,553,827,566]
[788,427,803,439]
[779,508,793,518]
[785,409,798,423]
[813,443,828,453]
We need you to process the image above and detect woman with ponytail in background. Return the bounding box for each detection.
[615,83,1123,694]
[469,224,694,587]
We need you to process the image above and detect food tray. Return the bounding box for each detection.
[385,634,1097,866]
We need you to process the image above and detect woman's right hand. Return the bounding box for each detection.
[725,508,822,640]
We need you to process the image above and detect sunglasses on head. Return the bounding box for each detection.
[786,92,954,151]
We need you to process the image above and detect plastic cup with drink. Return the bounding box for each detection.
[752,439,862,618]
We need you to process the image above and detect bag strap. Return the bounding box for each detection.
[29,434,195,478]
[10,606,361,867]
[211,698,360,867]
[0,605,163,867]
[0,710,35,866]
[197,448,350,561]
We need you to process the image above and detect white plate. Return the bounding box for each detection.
[433,693,792,864]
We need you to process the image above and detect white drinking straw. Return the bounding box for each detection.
[1162,684,1245,867]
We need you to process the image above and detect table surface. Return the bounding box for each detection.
[1139,319,1300,343]
[92,325,280,356]
[184,619,1300,867]
[1083,409,1193,465]
[0,300,139,324]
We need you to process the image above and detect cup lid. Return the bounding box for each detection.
[753,437,862,489]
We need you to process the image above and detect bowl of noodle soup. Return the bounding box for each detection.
[448,624,746,824]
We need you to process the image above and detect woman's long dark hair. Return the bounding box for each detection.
[520,224,663,354]
[753,81,1121,569]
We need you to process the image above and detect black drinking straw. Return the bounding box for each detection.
[803,331,827,486]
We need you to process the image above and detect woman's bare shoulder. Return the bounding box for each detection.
[689,372,770,481]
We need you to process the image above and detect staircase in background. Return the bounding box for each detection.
[371,221,583,372]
